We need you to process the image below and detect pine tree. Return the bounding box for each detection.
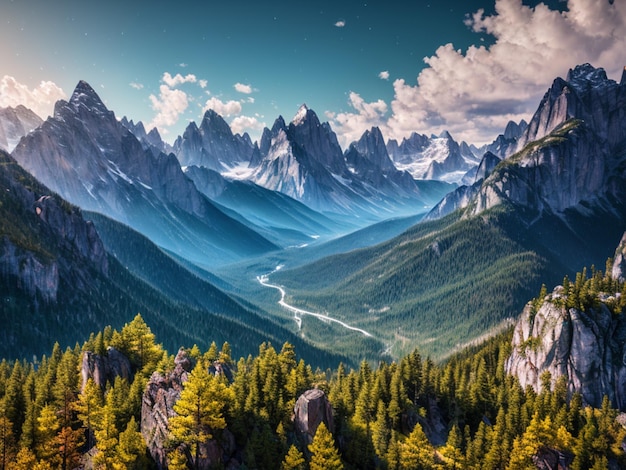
[371,399,390,458]
[117,417,148,470]
[308,422,343,470]
[440,424,464,469]
[56,426,84,470]
[168,361,233,469]
[400,423,435,470]
[281,444,306,470]
[35,404,59,465]
[0,413,16,470]
[75,377,103,450]
[7,446,37,470]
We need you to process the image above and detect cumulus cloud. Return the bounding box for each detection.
[0,76,66,119]
[331,0,626,146]
[202,97,242,117]
[198,79,208,89]
[331,92,388,147]
[335,20,346,28]
[230,115,265,135]
[379,71,390,80]
[147,85,189,132]
[234,83,253,94]
[129,82,144,90]
[162,72,197,87]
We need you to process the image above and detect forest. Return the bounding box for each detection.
[1,262,626,469]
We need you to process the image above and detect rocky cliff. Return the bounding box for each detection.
[505,238,626,409]
[471,64,626,216]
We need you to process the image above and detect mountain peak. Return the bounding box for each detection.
[292,104,310,126]
[565,63,610,91]
[68,80,109,114]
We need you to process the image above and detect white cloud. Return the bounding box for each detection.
[162,72,197,87]
[129,82,144,90]
[198,79,208,89]
[202,97,242,117]
[331,0,626,146]
[378,71,390,80]
[147,84,189,133]
[335,20,346,28]
[234,83,253,94]
[230,115,265,135]
[331,92,388,147]
[0,76,66,119]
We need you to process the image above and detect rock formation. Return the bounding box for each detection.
[141,348,237,470]
[505,285,626,409]
[292,388,334,446]
[0,104,42,152]
[80,347,133,390]
[612,232,626,282]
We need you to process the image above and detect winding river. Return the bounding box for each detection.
[257,266,373,338]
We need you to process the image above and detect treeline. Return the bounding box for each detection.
[1,262,626,469]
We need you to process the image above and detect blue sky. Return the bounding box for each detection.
[2,0,625,146]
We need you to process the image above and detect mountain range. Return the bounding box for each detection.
[1,63,625,365]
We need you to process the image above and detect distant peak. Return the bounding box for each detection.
[292,104,310,126]
[620,66,626,87]
[565,63,609,90]
[69,80,108,111]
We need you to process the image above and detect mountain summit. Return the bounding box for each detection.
[11,81,277,266]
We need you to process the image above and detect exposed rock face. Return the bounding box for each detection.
[292,388,334,445]
[81,347,133,390]
[613,232,626,282]
[142,348,191,469]
[141,349,237,470]
[0,105,42,152]
[505,287,626,409]
[471,64,626,216]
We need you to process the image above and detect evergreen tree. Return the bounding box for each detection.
[400,423,435,470]
[117,417,148,470]
[75,377,103,450]
[308,422,343,470]
[168,361,233,469]
[35,404,59,465]
[281,444,306,470]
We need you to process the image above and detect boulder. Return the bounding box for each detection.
[292,388,334,445]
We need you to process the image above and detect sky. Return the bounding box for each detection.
[1,0,626,147]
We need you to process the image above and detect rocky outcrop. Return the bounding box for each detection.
[141,349,237,470]
[292,388,334,445]
[81,347,133,390]
[612,232,626,282]
[505,286,626,409]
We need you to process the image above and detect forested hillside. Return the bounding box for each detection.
[1,261,625,469]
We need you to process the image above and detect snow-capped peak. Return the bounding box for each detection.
[292,104,309,126]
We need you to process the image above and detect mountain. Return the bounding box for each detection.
[0,150,347,367]
[0,105,42,152]
[387,130,480,184]
[474,119,528,160]
[469,63,626,217]
[11,81,277,266]
[250,105,452,220]
[184,164,351,246]
[266,64,626,359]
[120,116,172,156]
[173,109,259,172]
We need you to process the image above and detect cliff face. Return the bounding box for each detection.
[506,291,626,409]
[471,64,626,216]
